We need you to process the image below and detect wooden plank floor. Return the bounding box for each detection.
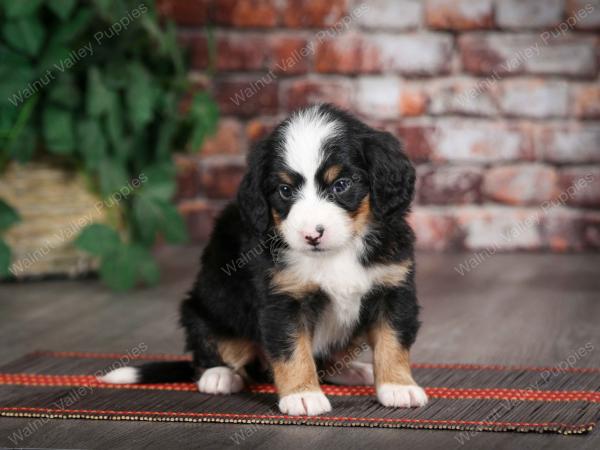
[0,247,599,449]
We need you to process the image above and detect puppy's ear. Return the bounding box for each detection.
[237,140,271,235]
[362,130,415,219]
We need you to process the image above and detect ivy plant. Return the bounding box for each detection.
[0,0,218,290]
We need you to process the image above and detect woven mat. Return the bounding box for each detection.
[0,351,598,434]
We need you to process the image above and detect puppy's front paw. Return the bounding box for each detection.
[377,384,428,408]
[197,366,244,394]
[278,391,332,416]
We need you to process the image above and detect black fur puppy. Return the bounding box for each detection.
[101,104,427,416]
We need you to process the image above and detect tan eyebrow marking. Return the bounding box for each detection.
[323,164,342,184]
[278,172,294,184]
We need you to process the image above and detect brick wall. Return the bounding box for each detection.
[162,0,600,251]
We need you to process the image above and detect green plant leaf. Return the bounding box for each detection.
[47,74,80,109]
[49,7,94,45]
[133,195,187,245]
[0,239,11,278]
[3,17,46,57]
[98,157,129,197]
[0,47,33,102]
[140,164,176,201]
[99,244,138,291]
[7,126,37,163]
[158,201,188,244]
[86,67,112,117]
[74,223,120,257]
[128,245,160,286]
[37,43,71,73]
[46,0,78,20]
[78,119,107,169]
[43,106,74,154]
[188,93,219,150]
[0,200,21,231]
[105,93,123,139]
[138,254,160,286]
[126,64,157,130]
[4,0,43,18]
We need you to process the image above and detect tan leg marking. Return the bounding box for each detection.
[217,338,257,372]
[368,321,416,386]
[271,332,321,397]
[368,321,428,407]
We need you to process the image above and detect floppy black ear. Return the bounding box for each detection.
[362,130,415,219]
[237,140,271,235]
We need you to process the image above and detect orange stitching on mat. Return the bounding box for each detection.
[1,374,599,402]
[0,406,595,430]
[28,351,600,373]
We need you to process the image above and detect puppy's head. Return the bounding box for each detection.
[238,104,415,254]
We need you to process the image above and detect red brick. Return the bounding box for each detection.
[583,212,600,249]
[357,0,421,30]
[427,77,498,116]
[270,36,311,74]
[497,79,569,119]
[459,33,597,78]
[536,125,600,163]
[179,198,226,243]
[315,33,452,75]
[455,206,543,250]
[408,208,464,251]
[571,83,600,118]
[175,155,201,200]
[496,0,563,29]
[355,77,427,119]
[483,164,558,206]
[430,120,533,163]
[282,78,354,111]
[199,156,246,199]
[178,32,209,70]
[214,34,268,71]
[566,0,600,30]
[157,0,209,26]
[214,79,279,117]
[245,117,279,143]
[213,0,279,27]
[396,125,434,163]
[538,208,600,251]
[426,0,494,30]
[314,33,379,74]
[199,118,244,157]
[417,165,483,204]
[283,0,348,28]
[558,167,600,208]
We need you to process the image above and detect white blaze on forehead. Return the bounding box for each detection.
[282,107,340,185]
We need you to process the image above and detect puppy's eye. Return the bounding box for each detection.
[278,184,293,200]
[332,178,351,194]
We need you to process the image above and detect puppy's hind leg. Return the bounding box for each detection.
[197,338,256,395]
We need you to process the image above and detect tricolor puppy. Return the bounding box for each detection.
[101,104,427,416]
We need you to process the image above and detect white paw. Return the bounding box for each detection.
[197,366,244,394]
[377,384,428,408]
[278,391,332,416]
[324,361,374,385]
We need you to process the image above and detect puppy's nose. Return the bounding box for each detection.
[304,225,325,246]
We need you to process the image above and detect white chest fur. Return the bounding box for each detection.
[283,244,411,357]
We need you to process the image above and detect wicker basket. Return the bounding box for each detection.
[0,161,108,279]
